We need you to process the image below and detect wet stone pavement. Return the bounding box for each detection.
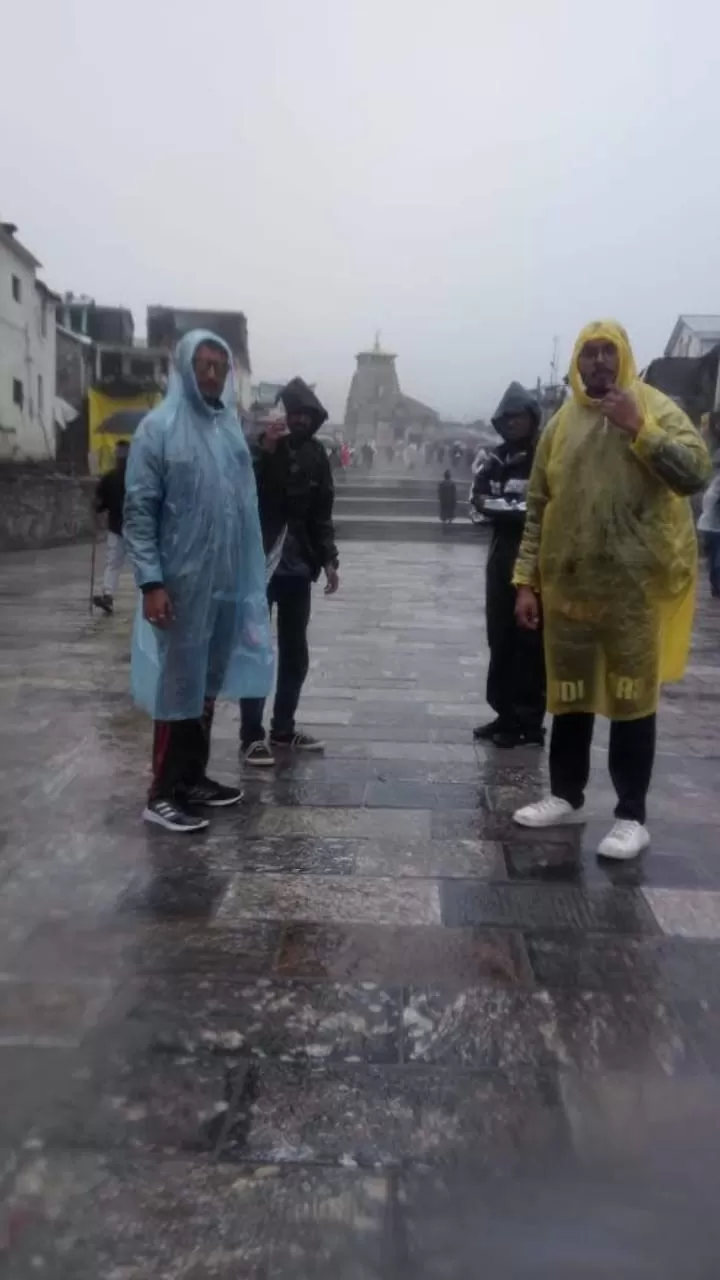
[1,540,720,1277]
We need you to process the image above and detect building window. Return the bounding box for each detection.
[99,350,123,380]
[40,302,47,338]
[11,274,21,303]
[12,378,23,408]
[37,374,44,416]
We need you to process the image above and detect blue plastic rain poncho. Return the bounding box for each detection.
[123,330,274,720]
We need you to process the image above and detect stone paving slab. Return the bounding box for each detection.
[397,1166,720,1280]
[642,887,720,938]
[215,873,443,927]
[274,923,533,986]
[113,973,403,1064]
[3,1154,393,1278]
[2,539,720,1276]
[219,1061,569,1171]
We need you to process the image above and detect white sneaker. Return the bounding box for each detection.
[597,820,650,861]
[513,796,586,828]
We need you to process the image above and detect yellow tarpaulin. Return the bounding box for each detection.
[88,389,160,475]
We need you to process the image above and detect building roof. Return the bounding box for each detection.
[56,324,94,347]
[355,333,397,361]
[36,280,61,304]
[252,381,286,407]
[0,221,41,270]
[665,314,720,355]
[356,348,397,362]
[643,346,720,417]
[392,392,439,421]
[678,313,720,331]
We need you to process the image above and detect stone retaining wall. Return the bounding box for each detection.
[0,467,95,551]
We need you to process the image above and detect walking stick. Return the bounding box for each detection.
[89,516,98,615]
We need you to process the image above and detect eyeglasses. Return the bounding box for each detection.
[193,356,230,377]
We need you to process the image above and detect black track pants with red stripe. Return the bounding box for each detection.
[149,699,215,802]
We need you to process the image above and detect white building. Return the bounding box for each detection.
[0,221,58,460]
[665,315,720,359]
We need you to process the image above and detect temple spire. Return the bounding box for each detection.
[344,336,400,439]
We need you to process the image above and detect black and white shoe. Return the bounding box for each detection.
[270,729,325,753]
[182,778,243,808]
[92,593,114,616]
[492,727,546,749]
[242,740,276,768]
[143,798,209,832]
[473,718,503,742]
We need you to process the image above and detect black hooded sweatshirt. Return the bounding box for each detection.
[252,377,338,582]
[95,463,127,536]
[471,381,541,552]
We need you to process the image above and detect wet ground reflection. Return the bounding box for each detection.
[1,540,720,1275]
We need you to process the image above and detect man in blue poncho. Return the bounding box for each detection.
[124,330,274,832]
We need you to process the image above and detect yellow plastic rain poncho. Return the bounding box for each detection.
[513,321,712,720]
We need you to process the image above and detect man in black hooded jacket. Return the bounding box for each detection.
[471,382,545,748]
[240,378,339,765]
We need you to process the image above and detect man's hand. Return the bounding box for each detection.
[260,420,290,453]
[324,565,340,596]
[601,388,644,437]
[515,585,540,630]
[143,587,173,629]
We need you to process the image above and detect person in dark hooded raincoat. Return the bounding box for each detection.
[124,330,273,832]
[239,377,339,766]
[471,382,545,748]
[438,470,458,525]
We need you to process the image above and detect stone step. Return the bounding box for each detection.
[335,514,484,542]
[335,477,463,499]
[335,495,469,518]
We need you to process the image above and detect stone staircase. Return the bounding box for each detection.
[333,473,483,542]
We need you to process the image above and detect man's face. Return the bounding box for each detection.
[503,410,535,443]
[192,343,230,401]
[577,340,619,399]
[286,411,314,439]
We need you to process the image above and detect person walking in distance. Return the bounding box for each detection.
[472,383,545,748]
[438,470,457,526]
[240,378,339,767]
[512,320,711,859]
[93,440,130,616]
[124,330,273,832]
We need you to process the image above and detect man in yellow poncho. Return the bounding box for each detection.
[512,320,711,859]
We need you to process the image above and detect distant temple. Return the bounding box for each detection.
[343,335,439,445]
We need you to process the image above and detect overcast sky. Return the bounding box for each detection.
[2,0,719,421]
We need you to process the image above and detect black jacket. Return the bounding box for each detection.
[472,382,541,550]
[95,467,126,536]
[252,378,338,581]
